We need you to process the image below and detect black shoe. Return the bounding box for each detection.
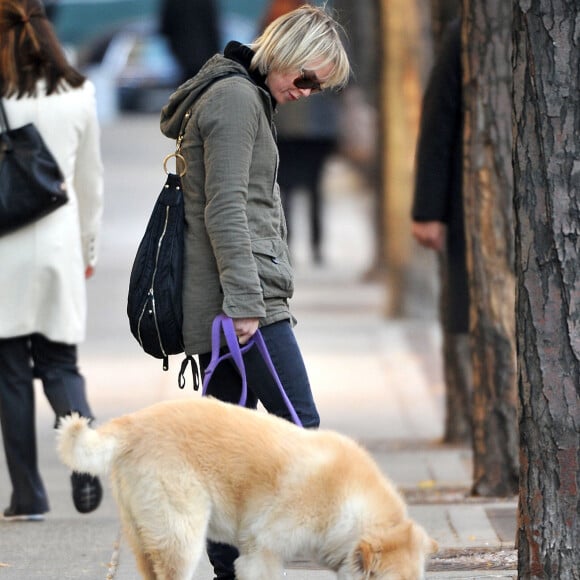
[2,506,45,522]
[71,472,102,514]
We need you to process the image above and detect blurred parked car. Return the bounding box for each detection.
[78,19,182,114]
[53,0,263,48]
[54,0,158,49]
[74,0,266,117]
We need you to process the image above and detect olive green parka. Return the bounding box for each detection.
[160,52,294,355]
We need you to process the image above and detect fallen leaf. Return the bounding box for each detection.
[418,479,436,489]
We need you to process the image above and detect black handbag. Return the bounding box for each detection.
[0,99,68,236]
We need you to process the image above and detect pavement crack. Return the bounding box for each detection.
[105,530,122,579]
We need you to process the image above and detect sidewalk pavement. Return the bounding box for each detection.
[0,115,517,579]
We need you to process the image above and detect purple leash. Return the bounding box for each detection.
[202,314,303,427]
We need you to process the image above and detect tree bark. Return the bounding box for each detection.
[441,324,473,442]
[513,1,580,577]
[462,0,519,495]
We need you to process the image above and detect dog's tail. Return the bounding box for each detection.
[56,414,118,476]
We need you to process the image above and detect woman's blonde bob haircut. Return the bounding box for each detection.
[250,4,350,91]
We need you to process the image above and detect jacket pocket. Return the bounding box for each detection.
[251,238,294,298]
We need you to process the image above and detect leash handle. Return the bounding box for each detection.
[0,99,11,132]
[202,314,303,427]
[202,314,250,406]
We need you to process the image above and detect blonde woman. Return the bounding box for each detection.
[0,0,103,520]
[160,4,350,578]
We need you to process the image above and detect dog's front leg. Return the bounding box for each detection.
[235,549,285,580]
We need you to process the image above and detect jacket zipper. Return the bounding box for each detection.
[137,205,171,357]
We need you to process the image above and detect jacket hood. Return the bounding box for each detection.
[160,54,249,140]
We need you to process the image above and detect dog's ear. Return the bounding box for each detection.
[354,529,407,573]
[424,534,439,555]
[408,520,438,555]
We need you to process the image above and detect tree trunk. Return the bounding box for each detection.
[462,0,519,495]
[513,1,580,577]
[441,323,473,442]
[380,0,424,316]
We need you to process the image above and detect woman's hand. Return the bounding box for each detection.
[233,318,260,345]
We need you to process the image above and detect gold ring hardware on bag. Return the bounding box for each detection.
[163,152,187,177]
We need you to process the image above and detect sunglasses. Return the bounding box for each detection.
[293,69,323,93]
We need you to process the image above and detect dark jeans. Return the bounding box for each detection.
[0,334,93,513]
[198,319,319,579]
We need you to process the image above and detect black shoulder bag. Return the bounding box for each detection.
[0,99,68,236]
[126,110,200,389]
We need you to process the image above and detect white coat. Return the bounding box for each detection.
[0,80,104,344]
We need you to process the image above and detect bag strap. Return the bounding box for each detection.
[202,314,303,427]
[169,72,247,172]
[178,355,200,391]
[0,99,10,132]
[175,109,191,157]
[161,109,191,178]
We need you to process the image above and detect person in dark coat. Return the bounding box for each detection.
[274,87,339,264]
[411,17,472,442]
[159,0,221,85]
[411,18,467,334]
[42,0,58,21]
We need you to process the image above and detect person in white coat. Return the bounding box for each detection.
[0,0,104,520]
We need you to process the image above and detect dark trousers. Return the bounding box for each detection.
[277,138,335,263]
[0,334,93,513]
[199,319,319,579]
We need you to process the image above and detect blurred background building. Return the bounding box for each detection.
[46,0,450,321]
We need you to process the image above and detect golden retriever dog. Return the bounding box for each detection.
[57,397,437,579]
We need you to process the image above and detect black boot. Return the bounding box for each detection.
[207,541,239,579]
[71,471,102,514]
